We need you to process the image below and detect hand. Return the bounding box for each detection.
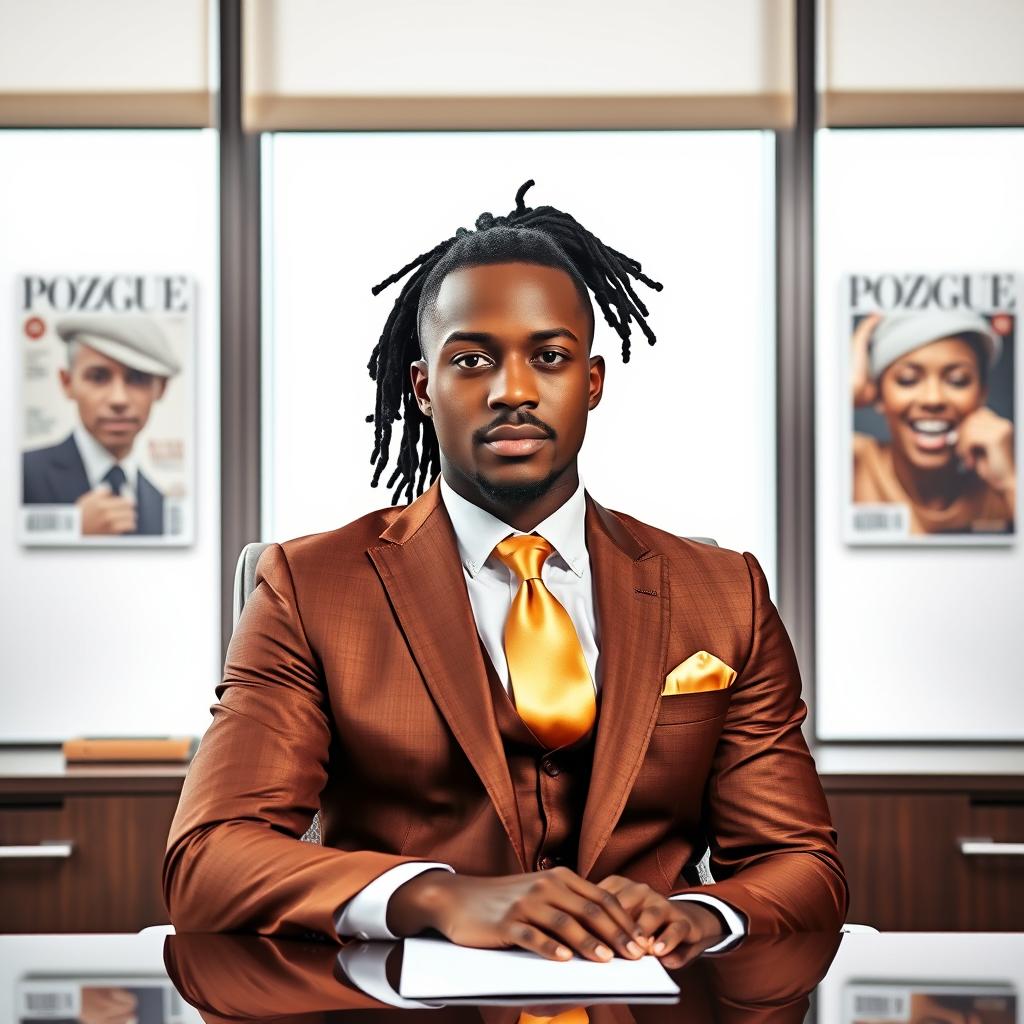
[597,876,726,968]
[386,867,648,962]
[953,406,1016,506]
[851,313,882,408]
[76,485,137,535]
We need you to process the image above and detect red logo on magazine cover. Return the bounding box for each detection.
[991,313,1013,336]
[24,316,46,339]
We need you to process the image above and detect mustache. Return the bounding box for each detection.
[472,411,557,443]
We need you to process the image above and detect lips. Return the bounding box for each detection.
[481,423,551,457]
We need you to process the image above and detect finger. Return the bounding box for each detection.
[635,900,674,941]
[564,871,646,939]
[651,917,699,956]
[525,903,619,962]
[659,929,729,970]
[502,921,573,962]
[607,882,653,917]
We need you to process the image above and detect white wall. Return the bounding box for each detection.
[262,130,777,589]
[0,130,221,741]
[815,128,1024,740]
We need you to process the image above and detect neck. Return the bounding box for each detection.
[441,461,580,531]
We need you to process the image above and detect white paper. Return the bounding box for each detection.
[399,938,680,999]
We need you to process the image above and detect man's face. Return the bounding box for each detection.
[412,262,604,502]
[59,344,167,456]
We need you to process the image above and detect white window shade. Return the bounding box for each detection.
[244,0,794,131]
[823,0,1024,127]
[0,0,214,127]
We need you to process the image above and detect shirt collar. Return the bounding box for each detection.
[438,474,588,579]
[73,422,139,491]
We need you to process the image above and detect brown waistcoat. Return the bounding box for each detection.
[482,640,595,873]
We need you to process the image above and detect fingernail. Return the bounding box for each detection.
[557,946,572,959]
[626,941,642,956]
[946,429,959,445]
[653,941,667,954]
[596,945,613,960]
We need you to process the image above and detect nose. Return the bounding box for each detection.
[107,374,130,409]
[488,356,539,411]
[919,374,947,409]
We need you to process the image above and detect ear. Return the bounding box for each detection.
[58,367,73,400]
[155,378,168,399]
[587,355,605,410]
[410,358,431,417]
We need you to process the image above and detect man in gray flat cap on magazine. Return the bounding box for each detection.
[22,315,180,536]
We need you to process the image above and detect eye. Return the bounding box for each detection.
[946,373,974,388]
[535,350,568,365]
[452,352,493,370]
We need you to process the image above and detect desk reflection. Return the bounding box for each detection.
[163,932,842,1024]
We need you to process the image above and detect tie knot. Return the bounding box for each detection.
[493,534,554,582]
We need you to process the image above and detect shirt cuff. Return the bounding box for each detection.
[670,894,746,953]
[334,862,455,941]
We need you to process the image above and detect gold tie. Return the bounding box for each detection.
[493,535,596,750]
[519,1010,589,1024]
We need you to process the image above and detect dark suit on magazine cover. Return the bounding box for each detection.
[22,431,165,535]
[164,480,847,939]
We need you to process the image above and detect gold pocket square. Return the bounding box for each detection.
[662,651,737,695]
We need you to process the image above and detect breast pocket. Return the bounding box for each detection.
[655,687,733,727]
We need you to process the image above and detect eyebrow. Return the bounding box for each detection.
[440,327,579,350]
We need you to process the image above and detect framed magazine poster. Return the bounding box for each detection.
[17,273,196,546]
[842,271,1020,545]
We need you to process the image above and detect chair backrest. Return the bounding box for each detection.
[233,541,272,628]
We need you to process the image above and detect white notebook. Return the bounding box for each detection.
[399,937,680,999]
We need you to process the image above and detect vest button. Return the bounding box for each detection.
[541,758,561,778]
[538,855,558,870]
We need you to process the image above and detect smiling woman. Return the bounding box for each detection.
[850,309,1016,536]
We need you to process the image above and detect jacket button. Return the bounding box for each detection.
[541,758,561,778]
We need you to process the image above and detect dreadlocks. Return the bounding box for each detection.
[366,179,664,505]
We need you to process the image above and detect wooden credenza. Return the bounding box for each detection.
[2,746,1022,934]
[817,747,1024,932]
[0,748,185,933]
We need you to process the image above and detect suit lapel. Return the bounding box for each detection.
[578,496,668,879]
[367,482,526,870]
[49,433,91,503]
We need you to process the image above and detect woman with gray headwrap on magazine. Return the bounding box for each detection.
[850,309,1016,535]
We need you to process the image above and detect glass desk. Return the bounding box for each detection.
[0,930,1020,1024]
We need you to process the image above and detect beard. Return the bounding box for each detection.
[472,467,564,507]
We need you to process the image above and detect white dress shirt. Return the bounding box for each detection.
[335,476,745,950]
[73,423,139,505]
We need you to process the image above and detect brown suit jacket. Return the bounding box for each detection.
[163,482,848,938]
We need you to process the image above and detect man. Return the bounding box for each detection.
[22,315,179,535]
[164,182,847,962]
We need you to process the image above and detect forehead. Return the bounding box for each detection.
[421,262,591,348]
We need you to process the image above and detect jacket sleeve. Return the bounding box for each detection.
[674,550,850,932]
[162,542,427,938]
